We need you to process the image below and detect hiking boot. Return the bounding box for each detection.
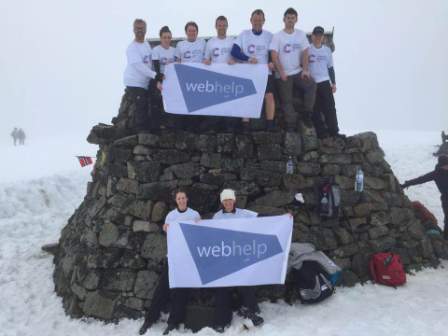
[162,323,178,335]
[138,319,155,335]
[237,307,264,327]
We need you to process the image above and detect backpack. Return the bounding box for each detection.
[317,178,341,218]
[411,201,441,234]
[293,260,335,304]
[369,252,406,287]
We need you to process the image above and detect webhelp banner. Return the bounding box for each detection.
[168,215,293,288]
[162,63,268,118]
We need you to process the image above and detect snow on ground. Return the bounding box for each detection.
[0,130,447,336]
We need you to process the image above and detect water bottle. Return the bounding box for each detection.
[355,167,364,192]
[286,156,294,174]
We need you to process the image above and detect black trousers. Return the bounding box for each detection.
[143,262,190,326]
[312,80,339,137]
[442,194,448,238]
[126,86,150,131]
[213,286,259,328]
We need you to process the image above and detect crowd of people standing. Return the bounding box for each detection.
[122,7,340,138]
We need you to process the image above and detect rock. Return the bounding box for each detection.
[254,190,295,207]
[296,162,321,176]
[246,205,285,216]
[83,271,100,290]
[200,153,221,168]
[168,162,199,179]
[235,135,254,157]
[195,134,217,152]
[99,222,119,247]
[283,174,314,190]
[126,200,152,220]
[41,243,59,256]
[334,228,354,245]
[151,202,168,222]
[368,226,389,239]
[139,181,177,201]
[83,291,117,320]
[302,135,319,152]
[257,144,283,161]
[216,133,235,153]
[252,131,282,144]
[353,203,374,217]
[116,178,138,194]
[320,154,351,165]
[284,132,302,155]
[133,220,159,233]
[364,176,387,190]
[154,150,190,165]
[131,161,161,183]
[141,234,167,262]
[370,212,390,226]
[340,270,360,287]
[138,133,159,146]
[113,135,138,147]
[133,145,151,156]
[102,269,136,291]
[134,271,159,299]
[322,164,341,176]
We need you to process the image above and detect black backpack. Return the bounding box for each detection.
[292,260,335,304]
[317,177,341,218]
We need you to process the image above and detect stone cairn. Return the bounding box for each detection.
[52,92,448,322]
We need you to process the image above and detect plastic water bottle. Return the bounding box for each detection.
[286,156,294,174]
[355,167,364,192]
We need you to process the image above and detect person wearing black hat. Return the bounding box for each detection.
[401,155,448,240]
[308,25,340,138]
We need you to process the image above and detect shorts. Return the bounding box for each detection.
[265,75,275,94]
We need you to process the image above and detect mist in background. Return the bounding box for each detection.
[1,0,447,144]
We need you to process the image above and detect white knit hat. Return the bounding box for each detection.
[220,189,236,202]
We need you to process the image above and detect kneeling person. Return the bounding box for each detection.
[212,189,264,332]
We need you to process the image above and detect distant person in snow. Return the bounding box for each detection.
[11,127,18,146]
[123,19,163,133]
[17,128,26,145]
[401,155,448,240]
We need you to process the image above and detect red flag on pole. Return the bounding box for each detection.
[76,156,94,167]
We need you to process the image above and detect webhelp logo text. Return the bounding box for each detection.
[175,64,257,113]
[180,223,283,285]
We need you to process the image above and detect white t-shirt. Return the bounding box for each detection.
[123,40,156,88]
[175,39,206,63]
[234,29,273,65]
[205,36,235,64]
[213,208,258,219]
[308,44,334,83]
[165,207,201,224]
[151,45,176,74]
[269,29,310,76]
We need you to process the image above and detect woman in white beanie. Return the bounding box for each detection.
[213,188,258,219]
[212,189,263,332]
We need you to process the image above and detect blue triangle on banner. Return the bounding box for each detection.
[174,64,257,113]
[179,223,283,285]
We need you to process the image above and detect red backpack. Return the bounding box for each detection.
[369,252,406,287]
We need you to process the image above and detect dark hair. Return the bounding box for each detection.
[284,7,298,17]
[185,21,199,33]
[172,188,188,200]
[215,15,228,24]
[159,25,171,37]
[133,18,146,26]
[251,9,265,19]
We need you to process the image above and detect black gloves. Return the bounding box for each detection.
[155,73,164,83]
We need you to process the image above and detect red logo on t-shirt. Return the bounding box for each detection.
[161,57,167,64]
[143,55,150,64]
[248,44,256,54]
[213,48,220,57]
[283,44,292,53]
[184,51,191,59]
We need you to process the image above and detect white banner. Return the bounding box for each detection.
[168,214,293,288]
[162,63,268,118]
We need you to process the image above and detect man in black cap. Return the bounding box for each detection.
[308,26,340,138]
[401,154,448,240]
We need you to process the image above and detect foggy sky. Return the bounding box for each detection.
[0,0,447,142]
